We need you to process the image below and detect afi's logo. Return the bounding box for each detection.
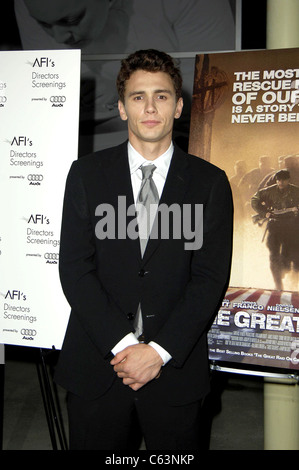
[5,290,26,301]
[28,214,50,224]
[11,136,32,146]
[32,57,55,67]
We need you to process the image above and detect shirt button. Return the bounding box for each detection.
[127,312,135,320]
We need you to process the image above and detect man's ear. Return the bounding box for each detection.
[118,100,127,121]
[174,97,183,119]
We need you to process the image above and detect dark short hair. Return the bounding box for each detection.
[116,49,182,103]
[275,169,290,180]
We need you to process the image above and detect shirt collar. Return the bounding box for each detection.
[127,141,174,179]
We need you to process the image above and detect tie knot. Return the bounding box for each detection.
[141,164,156,181]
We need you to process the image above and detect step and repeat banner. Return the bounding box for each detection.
[0,49,80,349]
[189,47,299,373]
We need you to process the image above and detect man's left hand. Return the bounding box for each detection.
[110,343,163,391]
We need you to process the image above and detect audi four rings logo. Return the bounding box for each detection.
[0,96,7,103]
[44,253,59,260]
[27,174,43,181]
[21,329,37,336]
[50,96,66,103]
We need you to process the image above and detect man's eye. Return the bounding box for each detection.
[61,10,86,26]
[38,11,85,29]
[157,95,167,100]
[38,21,51,29]
[63,12,85,26]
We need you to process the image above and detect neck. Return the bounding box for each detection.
[128,136,172,161]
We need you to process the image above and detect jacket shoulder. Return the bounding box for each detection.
[72,141,128,172]
[188,152,225,176]
[177,146,228,185]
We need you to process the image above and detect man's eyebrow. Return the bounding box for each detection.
[128,91,145,97]
[128,89,173,97]
[37,9,86,27]
[155,89,173,94]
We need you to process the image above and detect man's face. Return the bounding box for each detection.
[24,0,110,46]
[118,70,183,153]
[276,178,290,190]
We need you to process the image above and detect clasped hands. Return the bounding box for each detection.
[110,343,163,391]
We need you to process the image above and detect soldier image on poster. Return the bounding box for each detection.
[238,155,274,211]
[251,169,299,291]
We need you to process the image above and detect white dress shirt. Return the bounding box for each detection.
[111,142,174,365]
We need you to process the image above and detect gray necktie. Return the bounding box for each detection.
[136,164,159,256]
[134,164,159,339]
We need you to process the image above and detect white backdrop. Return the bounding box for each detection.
[0,49,81,349]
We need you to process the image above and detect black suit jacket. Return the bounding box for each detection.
[54,141,233,405]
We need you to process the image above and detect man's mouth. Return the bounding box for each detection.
[142,120,160,127]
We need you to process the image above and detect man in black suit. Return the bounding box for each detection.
[55,49,233,450]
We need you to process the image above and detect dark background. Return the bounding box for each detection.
[2,1,267,51]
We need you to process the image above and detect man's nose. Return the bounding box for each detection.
[51,25,76,45]
[145,97,157,113]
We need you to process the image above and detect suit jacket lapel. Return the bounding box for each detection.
[159,144,190,207]
[101,141,134,206]
[142,145,191,264]
[100,141,141,261]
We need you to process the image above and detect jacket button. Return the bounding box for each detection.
[127,312,135,320]
[138,269,147,277]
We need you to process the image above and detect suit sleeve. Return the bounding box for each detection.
[59,162,134,357]
[152,170,233,367]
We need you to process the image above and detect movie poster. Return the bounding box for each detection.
[189,48,299,371]
[0,50,81,349]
